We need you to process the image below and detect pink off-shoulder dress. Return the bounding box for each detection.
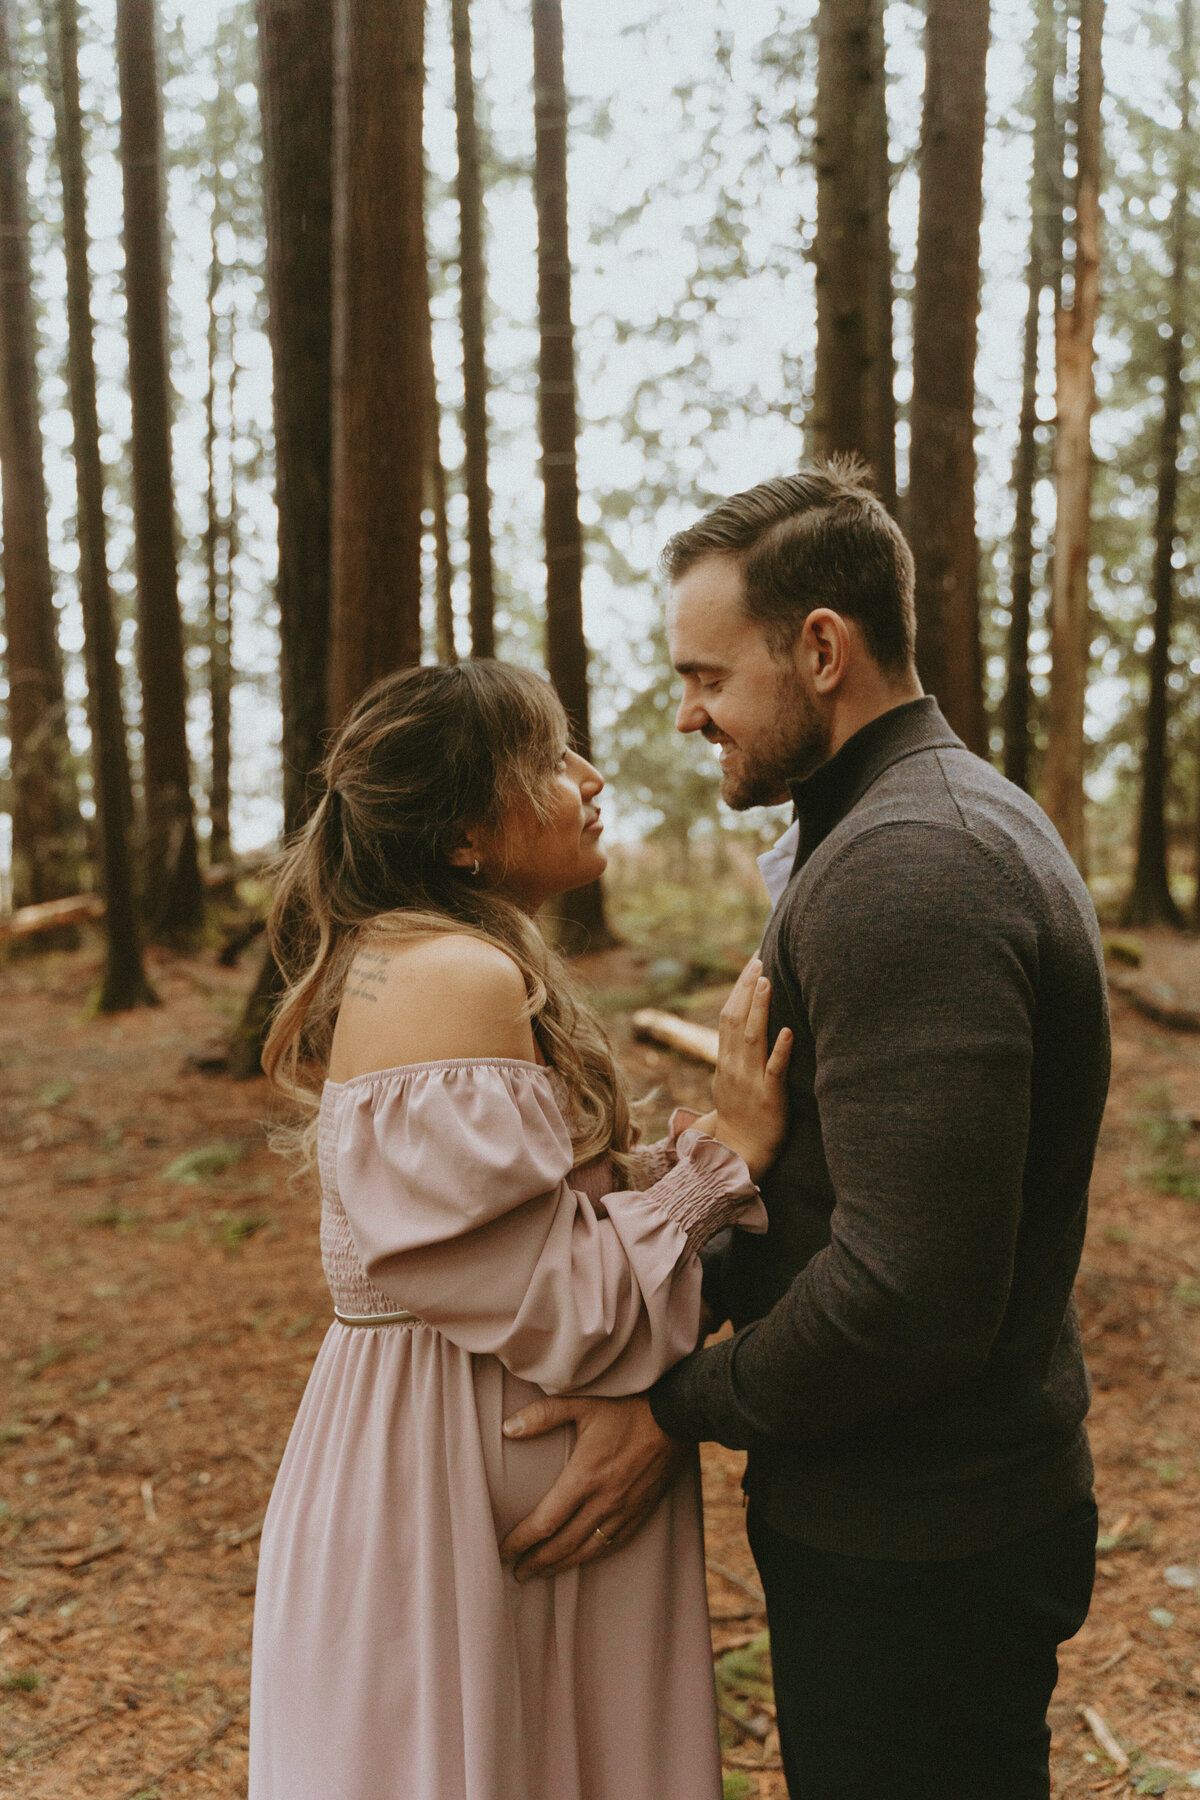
[248,1058,767,1800]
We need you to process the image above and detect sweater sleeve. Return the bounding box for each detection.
[330,1061,765,1398]
[650,823,1039,1449]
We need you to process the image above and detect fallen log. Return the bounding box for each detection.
[0,893,105,941]
[0,859,269,945]
[1107,972,1200,1034]
[631,1008,719,1067]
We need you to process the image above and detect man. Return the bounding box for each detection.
[500,462,1109,1799]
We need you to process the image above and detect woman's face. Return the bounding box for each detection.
[487,746,607,912]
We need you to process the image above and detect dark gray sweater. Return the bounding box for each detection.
[650,698,1110,1561]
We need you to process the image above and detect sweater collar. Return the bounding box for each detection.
[787,695,963,873]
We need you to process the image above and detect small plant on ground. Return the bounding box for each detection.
[161,1142,244,1184]
[1136,1089,1200,1200]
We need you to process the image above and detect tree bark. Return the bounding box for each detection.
[204,266,235,869]
[1042,0,1104,867]
[0,0,82,912]
[451,0,496,655]
[422,246,456,663]
[231,0,336,1078]
[531,0,610,948]
[1125,0,1190,928]
[255,0,333,837]
[1003,0,1063,792]
[812,0,896,512]
[116,0,205,941]
[327,0,426,722]
[907,0,990,755]
[47,0,155,1006]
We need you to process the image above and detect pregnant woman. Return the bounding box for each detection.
[248,660,791,1800]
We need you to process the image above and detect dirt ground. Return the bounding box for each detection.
[0,932,1198,1798]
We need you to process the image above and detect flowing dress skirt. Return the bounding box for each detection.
[249,1320,723,1800]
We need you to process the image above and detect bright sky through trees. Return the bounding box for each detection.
[3,0,1186,864]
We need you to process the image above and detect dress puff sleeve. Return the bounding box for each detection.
[326,1059,766,1398]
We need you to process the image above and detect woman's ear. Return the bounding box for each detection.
[446,828,484,870]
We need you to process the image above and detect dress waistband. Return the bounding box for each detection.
[333,1306,419,1329]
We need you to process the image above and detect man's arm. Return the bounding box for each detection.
[649,821,1038,1450]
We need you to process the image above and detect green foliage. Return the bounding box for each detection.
[82,1206,143,1231]
[1136,1090,1200,1199]
[160,1141,244,1184]
[603,843,774,972]
[2,1669,41,1692]
[714,1629,775,1751]
[36,1078,76,1107]
[19,1342,74,1380]
[722,1777,755,1800]
[207,1209,269,1250]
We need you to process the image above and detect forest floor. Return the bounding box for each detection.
[0,929,1198,1799]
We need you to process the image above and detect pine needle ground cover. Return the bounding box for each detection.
[0,931,1197,1798]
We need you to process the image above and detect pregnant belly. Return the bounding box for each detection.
[471,1357,576,1542]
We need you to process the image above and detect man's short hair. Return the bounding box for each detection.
[659,457,917,673]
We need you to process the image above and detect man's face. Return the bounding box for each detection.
[667,553,831,809]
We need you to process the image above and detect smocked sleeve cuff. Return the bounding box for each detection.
[652,1126,767,1257]
[624,1107,706,1187]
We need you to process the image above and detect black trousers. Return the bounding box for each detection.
[747,1497,1097,1800]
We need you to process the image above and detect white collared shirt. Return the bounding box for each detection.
[756,818,800,912]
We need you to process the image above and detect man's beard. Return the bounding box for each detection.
[717,675,830,810]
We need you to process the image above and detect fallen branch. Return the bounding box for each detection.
[2,1703,117,1765]
[216,1517,264,1549]
[1093,1639,1134,1676]
[1078,1704,1129,1774]
[1108,973,1200,1034]
[119,1702,245,1798]
[0,894,104,941]
[0,861,268,945]
[707,1559,766,1606]
[632,1009,719,1066]
[54,1530,126,1570]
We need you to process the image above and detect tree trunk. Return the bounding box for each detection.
[1125,0,1190,928]
[812,0,896,512]
[451,0,496,655]
[0,0,82,913]
[232,0,335,1078]
[116,0,205,941]
[422,246,457,663]
[255,0,333,837]
[1003,0,1063,792]
[47,0,156,1007]
[1042,0,1104,867]
[907,0,990,755]
[531,0,610,949]
[326,0,426,722]
[203,227,231,864]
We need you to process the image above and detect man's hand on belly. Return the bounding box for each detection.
[498,1395,687,1580]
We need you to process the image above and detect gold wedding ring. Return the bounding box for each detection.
[592,1525,612,1545]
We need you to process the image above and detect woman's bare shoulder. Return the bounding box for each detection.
[328,933,537,1081]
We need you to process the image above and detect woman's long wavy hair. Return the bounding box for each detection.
[263,660,637,1175]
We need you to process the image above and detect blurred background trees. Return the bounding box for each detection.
[2,0,1200,1031]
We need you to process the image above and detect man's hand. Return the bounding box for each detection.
[498,1395,688,1580]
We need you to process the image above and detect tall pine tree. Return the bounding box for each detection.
[48,0,155,1005]
[532,0,609,947]
[116,0,205,939]
[908,0,991,754]
[0,0,81,911]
